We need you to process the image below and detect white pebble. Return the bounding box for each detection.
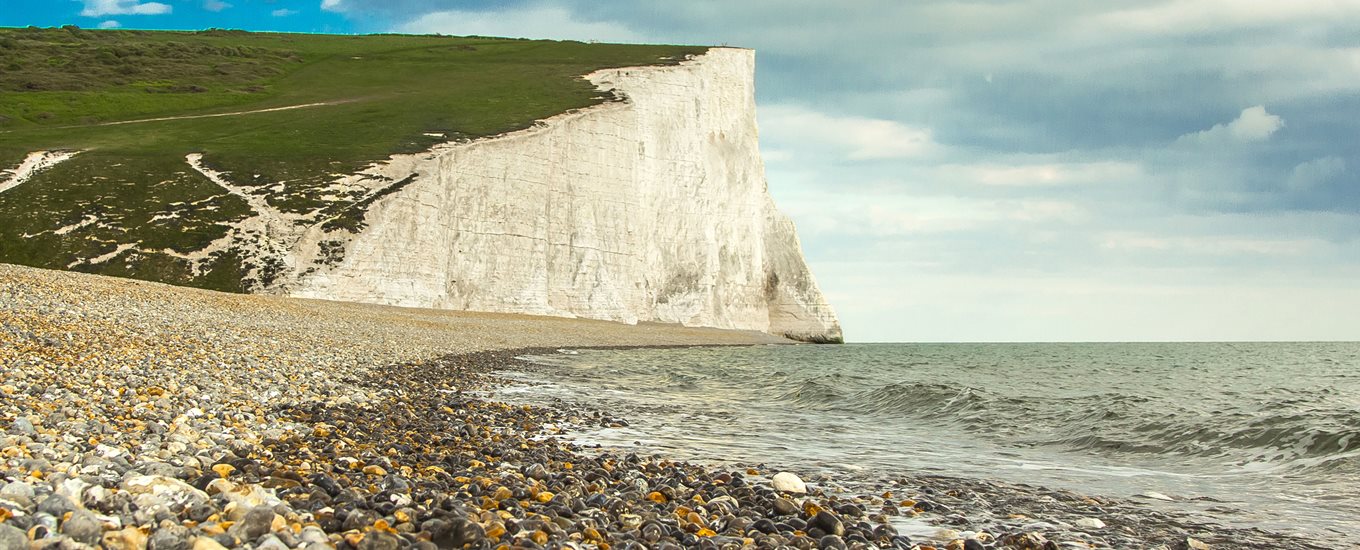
[1074,517,1106,529]
[771,471,807,494]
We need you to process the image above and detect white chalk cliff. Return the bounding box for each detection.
[280,48,841,342]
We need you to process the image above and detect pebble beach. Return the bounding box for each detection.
[0,263,1336,550]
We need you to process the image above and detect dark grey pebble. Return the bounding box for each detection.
[964,539,985,550]
[773,497,799,516]
[810,511,845,537]
[358,531,401,550]
[148,524,192,550]
[819,534,848,549]
[61,510,103,545]
[242,506,275,540]
[36,494,74,518]
[342,509,377,532]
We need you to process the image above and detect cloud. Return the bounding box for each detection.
[203,0,231,12]
[1095,1,1360,35]
[1286,156,1346,191]
[79,0,172,16]
[97,20,121,29]
[1098,233,1325,256]
[759,104,937,160]
[1178,105,1285,145]
[272,8,299,17]
[398,5,644,42]
[321,0,344,12]
[936,161,1141,187]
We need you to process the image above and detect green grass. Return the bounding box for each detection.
[0,27,707,289]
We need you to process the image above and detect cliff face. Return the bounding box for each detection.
[280,48,841,342]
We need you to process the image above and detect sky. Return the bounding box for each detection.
[4,1,1359,342]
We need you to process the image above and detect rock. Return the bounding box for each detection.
[36,494,75,518]
[772,472,807,494]
[149,524,192,550]
[1184,538,1210,550]
[0,481,34,500]
[525,463,550,481]
[818,534,847,549]
[358,531,401,550]
[61,509,104,545]
[122,476,210,507]
[1074,517,1105,530]
[241,506,275,540]
[964,539,985,550]
[299,526,329,545]
[102,526,150,550]
[808,511,845,537]
[10,417,36,435]
[0,524,27,550]
[342,509,377,532]
[773,497,800,516]
[191,537,229,550]
[255,534,291,550]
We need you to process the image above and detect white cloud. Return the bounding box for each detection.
[97,20,122,29]
[79,0,171,16]
[321,0,344,12]
[203,0,231,12]
[1096,0,1360,35]
[272,8,299,17]
[759,104,937,160]
[398,5,644,42]
[937,161,1141,187]
[1178,105,1284,145]
[1098,232,1324,256]
[1286,156,1345,191]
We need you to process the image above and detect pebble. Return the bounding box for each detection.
[1074,517,1106,529]
[0,524,26,550]
[773,471,808,493]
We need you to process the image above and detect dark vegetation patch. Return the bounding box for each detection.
[320,174,417,233]
[0,151,251,290]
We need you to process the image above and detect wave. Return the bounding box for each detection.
[771,377,1360,473]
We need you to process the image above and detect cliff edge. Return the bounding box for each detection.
[279,48,841,342]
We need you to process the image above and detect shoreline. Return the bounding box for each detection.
[0,264,1337,549]
[491,351,1339,550]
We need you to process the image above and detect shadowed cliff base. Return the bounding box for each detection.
[786,332,846,344]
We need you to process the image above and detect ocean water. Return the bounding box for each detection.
[496,342,1360,542]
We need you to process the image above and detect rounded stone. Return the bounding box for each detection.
[818,534,848,549]
[0,524,27,550]
[771,472,807,494]
[61,510,103,545]
[809,511,845,537]
[241,506,275,540]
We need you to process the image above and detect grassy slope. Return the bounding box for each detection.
[0,27,706,290]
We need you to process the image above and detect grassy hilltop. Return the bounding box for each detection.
[0,27,704,290]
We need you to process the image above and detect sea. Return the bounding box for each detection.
[494,342,1360,543]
